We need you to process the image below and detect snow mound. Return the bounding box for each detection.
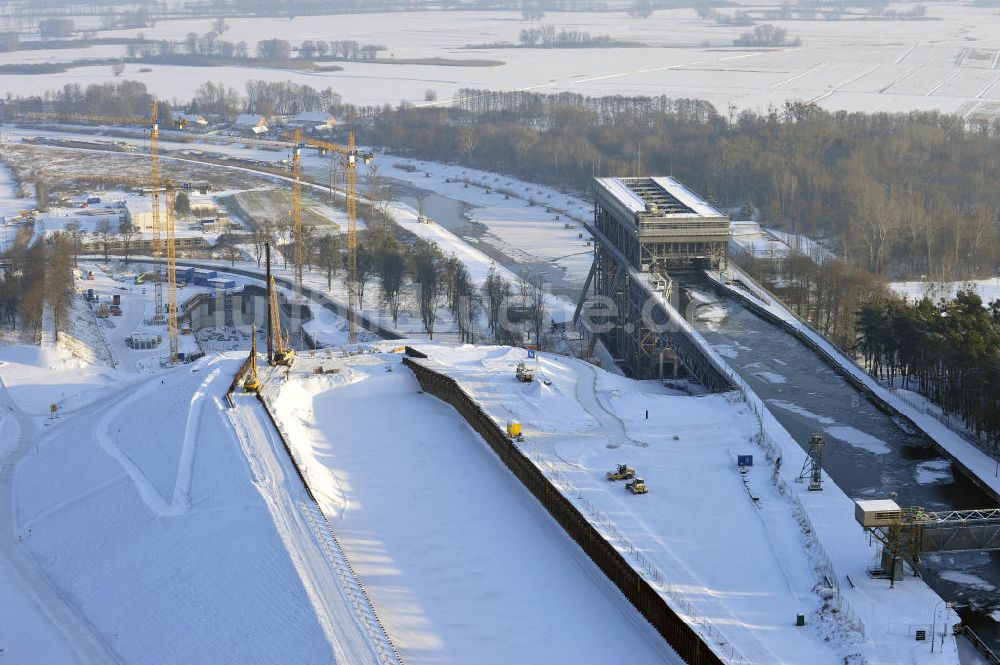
[939,571,996,591]
[915,459,953,485]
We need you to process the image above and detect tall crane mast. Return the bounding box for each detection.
[164,180,179,362]
[291,132,373,343]
[291,128,304,291]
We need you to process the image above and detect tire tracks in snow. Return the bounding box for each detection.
[226,394,394,665]
[0,376,121,665]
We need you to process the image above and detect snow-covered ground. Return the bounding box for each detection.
[395,342,962,664]
[384,157,593,282]
[266,348,681,665]
[0,250,394,662]
[0,161,26,252]
[2,6,999,118]
[0,340,390,663]
[891,278,1000,305]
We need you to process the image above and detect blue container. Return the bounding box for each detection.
[738,455,753,467]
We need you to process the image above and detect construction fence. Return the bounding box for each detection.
[402,349,728,665]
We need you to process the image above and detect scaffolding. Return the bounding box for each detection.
[575,176,731,385]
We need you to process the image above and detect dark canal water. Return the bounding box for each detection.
[681,278,1000,656]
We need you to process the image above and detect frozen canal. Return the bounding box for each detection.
[682,277,1000,654]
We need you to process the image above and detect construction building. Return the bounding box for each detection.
[578,177,730,381]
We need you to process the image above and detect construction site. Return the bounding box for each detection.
[1,108,1000,665]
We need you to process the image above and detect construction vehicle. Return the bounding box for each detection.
[626,477,648,494]
[268,276,295,367]
[606,464,636,481]
[516,361,534,382]
[243,327,262,393]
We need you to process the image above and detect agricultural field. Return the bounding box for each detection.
[0,3,998,118]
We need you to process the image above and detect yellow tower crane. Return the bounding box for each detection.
[291,129,304,291]
[22,102,167,322]
[290,132,374,344]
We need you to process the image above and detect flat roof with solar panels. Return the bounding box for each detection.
[592,176,729,272]
[593,176,729,241]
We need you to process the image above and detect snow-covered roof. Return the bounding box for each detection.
[855,499,901,513]
[235,114,265,127]
[594,177,646,215]
[650,176,726,218]
[170,111,208,125]
[292,111,335,124]
[594,176,725,220]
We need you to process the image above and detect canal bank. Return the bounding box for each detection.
[680,273,1000,656]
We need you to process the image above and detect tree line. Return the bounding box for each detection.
[369,91,1000,281]
[857,290,1000,449]
[0,233,75,336]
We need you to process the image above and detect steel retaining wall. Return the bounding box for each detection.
[401,352,725,665]
[171,260,403,341]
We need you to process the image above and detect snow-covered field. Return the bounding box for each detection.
[263,341,962,664]
[1,5,999,117]
[268,349,680,665]
[385,156,593,286]
[0,344,385,663]
[891,278,1000,305]
[0,251,402,663]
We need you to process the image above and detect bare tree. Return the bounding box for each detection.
[411,241,442,339]
[95,218,114,261]
[380,247,406,326]
[118,219,137,265]
[63,219,83,265]
[482,264,512,344]
[319,234,341,290]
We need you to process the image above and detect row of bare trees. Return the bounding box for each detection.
[0,233,75,335]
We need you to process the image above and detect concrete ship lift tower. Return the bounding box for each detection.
[574,176,730,384]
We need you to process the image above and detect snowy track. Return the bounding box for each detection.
[0,376,121,664]
[227,393,396,665]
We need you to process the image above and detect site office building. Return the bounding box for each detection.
[590,176,729,379]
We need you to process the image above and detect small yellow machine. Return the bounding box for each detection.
[515,361,534,383]
[243,328,262,393]
[606,464,635,481]
[626,477,648,495]
[269,277,295,367]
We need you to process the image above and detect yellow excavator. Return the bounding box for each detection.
[269,277,295,367]
[606,463,636,481]
[244,327,262,393]
[626,477,648,495]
